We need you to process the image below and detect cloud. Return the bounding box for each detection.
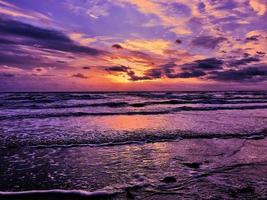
[112,44,123,49]
[105,65,130,72]
[32,67,48,75]
[65,0,110,19]
[68,32,97,46]
[0,37,17,44]
[208,65,267,82]
[243,30,267,55]
[72,73,88,79]
[0,17,104,56]
[0,0,50,21]
[0,72,16,78]
[175,39,182,44]
[0,65,24,73]
[111,59,210,81]
[82,66,91,70]
[116,0,192,35]
[122,39,171,55]
[246,30,267,38]
[249,0,267,15]
[0,43,72,70]
[144,68,162,79]
[105,65,157,81]
[162,60,209,79]
[257,51,266,55]
[126,66,207,81]
[191,35,227,49]
[178,58,224,72]
[246,35,260,41]
[126,70,152,81]
[229,56,260,66]
[0,50,42,67]
[194,58,224,69]
[121,58,223,81]
[0,17,68,41]
[168,70,206,78]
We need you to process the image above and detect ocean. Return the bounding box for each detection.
[0,91,267,199]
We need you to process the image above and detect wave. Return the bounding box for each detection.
[0,102,130,109]
[1,161,266,200]
[1,104,267,120]
[1,91,267,100]
[0,93,107,102]
[129,99,267,108]
[1,129,266,149]
[2,99,267,110]
[2,97,267,110]
[0,189,117,200]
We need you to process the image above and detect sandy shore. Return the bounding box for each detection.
[1,137,267,200]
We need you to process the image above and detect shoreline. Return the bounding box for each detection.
[1,138,267,199]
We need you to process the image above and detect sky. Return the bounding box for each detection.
[0,0,267,91]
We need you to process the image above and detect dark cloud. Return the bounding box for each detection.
[56,60,67,64]
[0,17,104,56]
[105,65,130,72]
[179,58,223,72]
[194,58,224,69]
[46,41,103,56]
[82,66,91,70]
[160,62,176,74]
[161,59,215,79]
[0,17,106,72]
[35,68,43,72]
[121,59,213,81]
[161,62,177,69]
[0,45,70,70]
[157,62,176,78]
[0,73,16,78]
[71,73,88,79]
[121,60,208,81]
[105,65,159,81]
[127,70,152,81]
[0,38,17,45]
[112,44,123,49]
[229,56,260,66]
[208,66,267,82]
[198,2,206,12]
[117,57,225,81]
[0,50,42,66]
[169,70,206,78]
[0,17,70,42]
[144,68,162,78]
[175,39,182,44]
[127,67,207,80]
[104,53,266,83]
[246,35,260,42]
[192,35,227,49]
[257,51,266,55]
[243,53,250,57]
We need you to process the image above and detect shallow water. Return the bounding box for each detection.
[1,91,267,148]
[1,139,267,199]
[0,91,267,199]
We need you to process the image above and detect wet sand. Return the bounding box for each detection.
[1,137,267,200]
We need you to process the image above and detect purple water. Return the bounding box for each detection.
[0,91,267,199]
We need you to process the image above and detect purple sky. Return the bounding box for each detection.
[0,0,267,91]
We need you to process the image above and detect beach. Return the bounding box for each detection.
[0,91,267,199]
[1,138,267,199]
